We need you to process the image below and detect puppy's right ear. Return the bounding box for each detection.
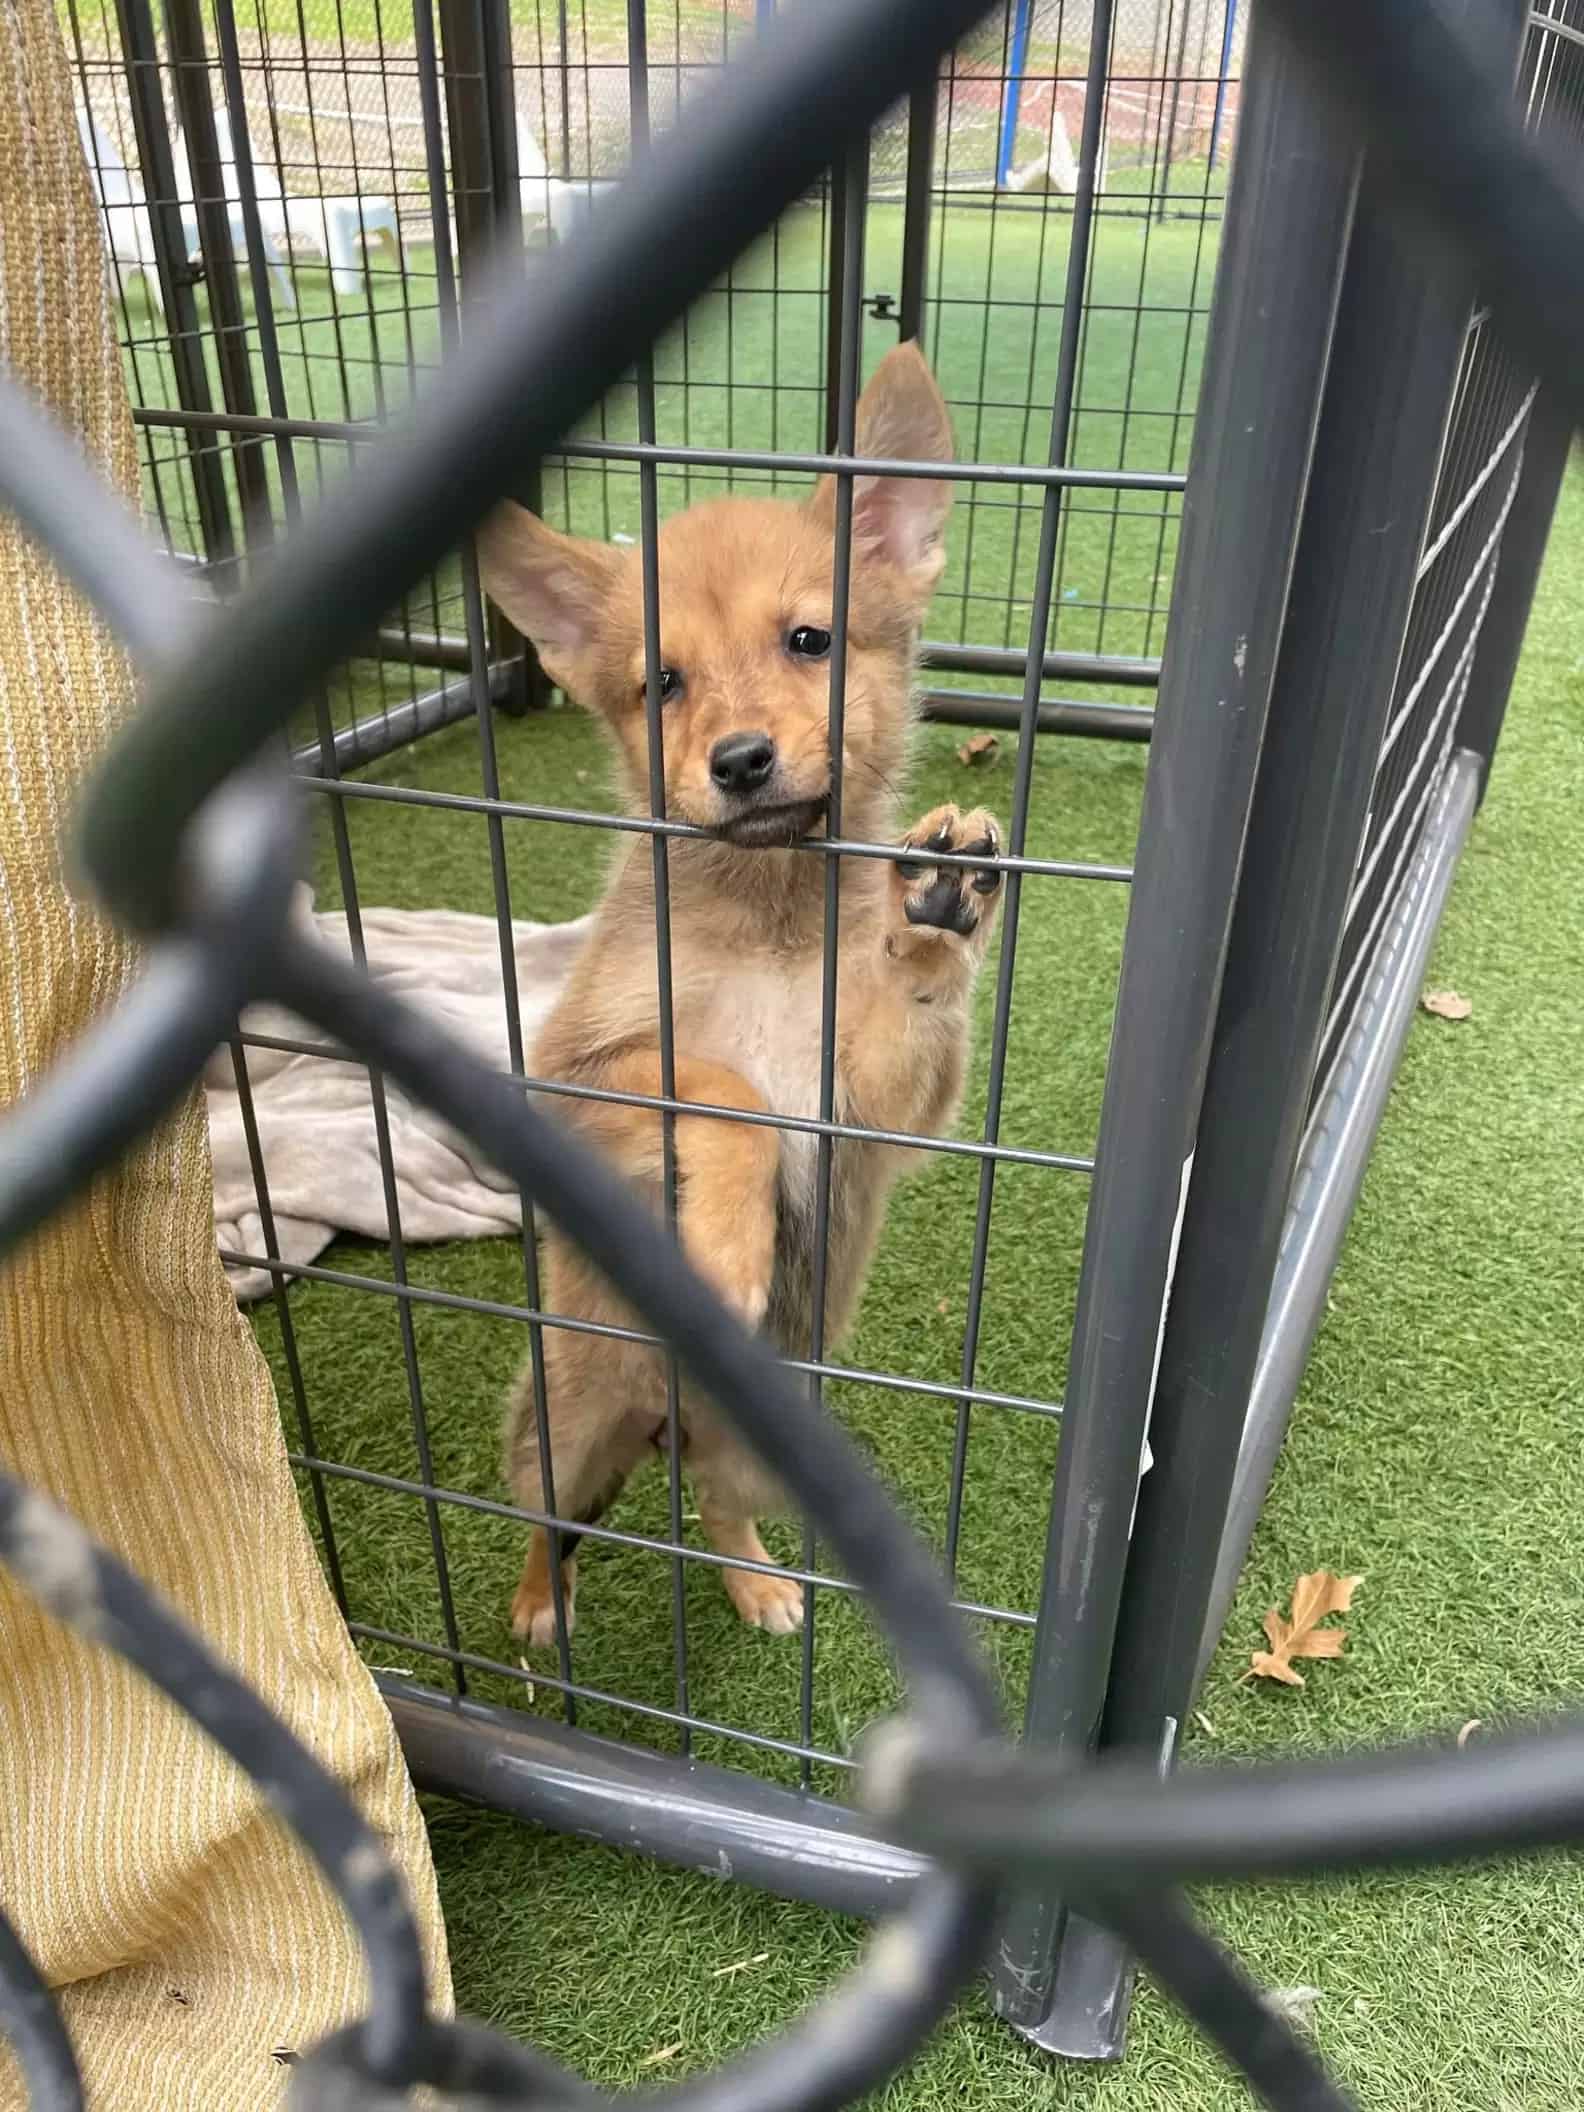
[477,502,617,696]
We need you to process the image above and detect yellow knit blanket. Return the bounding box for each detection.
[0,0,452,2101]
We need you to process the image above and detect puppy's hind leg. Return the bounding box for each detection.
[504,1323,654,1648]
[688,1417,805,1636]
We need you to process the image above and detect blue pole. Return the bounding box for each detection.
[1207,0,1238,171]
[996,0,1034,188]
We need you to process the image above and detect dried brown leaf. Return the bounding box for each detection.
[956,733,999,766]
[1247,1651,1307,1687]
[1245,1569,1363,1686]
[640,2044,683,2069]
[1421,988,1472,1021]
[1288,1627,1347,1661]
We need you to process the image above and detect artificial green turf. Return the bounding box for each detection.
[232,189,1584,2103]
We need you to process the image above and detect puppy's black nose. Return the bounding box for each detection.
[709,730,776,793]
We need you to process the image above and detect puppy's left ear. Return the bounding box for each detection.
[809,342,954,602]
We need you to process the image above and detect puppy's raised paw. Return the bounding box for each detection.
[889,804,1003,959]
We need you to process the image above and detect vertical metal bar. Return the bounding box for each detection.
[556,0,573,182]
[1455,386,1571,800]
[1084,160,1488,2047]
[162,0,274,543]
[941,0,1113,1586]
[1156,0,1194,218]
[996,0,1034,187]
[898,71,938,343]
[627,0,692,1745]
[480,0,541,715]
[1208,0,1238,170]
[113,0,237,570]
[440,0,543,710]
[209,0,300,503]
[990,2,1362,2056]
[822,161,851,452]
[802,128,868,1785]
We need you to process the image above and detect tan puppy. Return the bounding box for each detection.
[480,343,1002,1644]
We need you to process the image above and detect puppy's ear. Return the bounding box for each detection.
[477,502,617,696]
[808,342,954,603]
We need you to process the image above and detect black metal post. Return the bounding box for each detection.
[438,0,543,710]
[917,689,1153,740]
[920,639,1159,685]
[898,70,938,342]
[990,1,1362,2058]
[163,0,275,546]
[1075,174,1484,2038]
[822,149,865,450]
[113,0,237,571]
[1455,386,1573,799]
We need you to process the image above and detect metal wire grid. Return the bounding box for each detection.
[52,0,1165,1787]
[1311,0,1584,1115]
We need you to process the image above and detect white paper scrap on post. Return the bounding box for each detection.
[1130,1151,1195,1532]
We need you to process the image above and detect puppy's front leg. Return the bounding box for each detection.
[841,804,1003,1140]
[578,1047,781,1326]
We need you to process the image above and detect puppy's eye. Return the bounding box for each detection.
[640,666,682,703]
[787,625,831,660]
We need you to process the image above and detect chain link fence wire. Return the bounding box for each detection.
[5,0,1584,2105]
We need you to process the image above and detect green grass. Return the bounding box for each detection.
[228,174,1584,2103]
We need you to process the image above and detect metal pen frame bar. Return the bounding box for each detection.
[111,0,238,569]
[163,0,275,543]
[992,3,1364,2054]
[382,1678,929,1915]
[917,690,1154,740]
[1083,84,1512,2032]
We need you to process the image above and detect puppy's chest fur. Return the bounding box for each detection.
[688,951,826,1225]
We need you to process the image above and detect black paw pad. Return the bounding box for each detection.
[904,872,980,936]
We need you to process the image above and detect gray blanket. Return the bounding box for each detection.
[207,901,591,1300]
